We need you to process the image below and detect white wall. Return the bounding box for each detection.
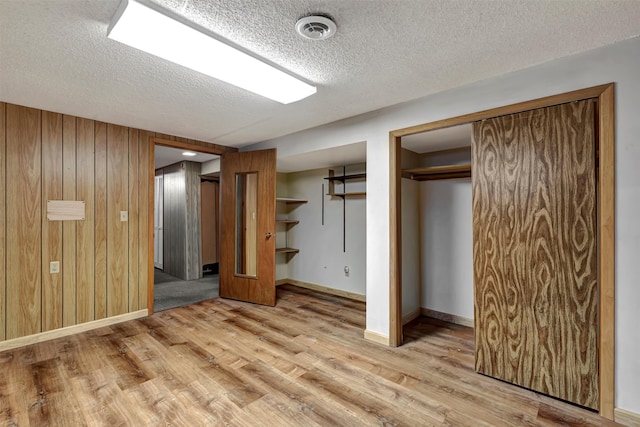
[201,157,220,175]
[420,179,474,320]
[279,166,367,295]
[247,36,640,412]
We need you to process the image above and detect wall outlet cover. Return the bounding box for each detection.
[50,261,60,274]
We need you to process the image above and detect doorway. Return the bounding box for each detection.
[389,84,615,417]
[149,138,228,312]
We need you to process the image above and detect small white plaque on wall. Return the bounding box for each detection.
[47,200,85,221]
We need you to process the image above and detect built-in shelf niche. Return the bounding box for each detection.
[275,197,307,258]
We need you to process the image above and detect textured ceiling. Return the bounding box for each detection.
[1,0,640,149]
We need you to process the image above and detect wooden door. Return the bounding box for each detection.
[201,180,220,268]
[472,100,598,409]
[220,149,276,306]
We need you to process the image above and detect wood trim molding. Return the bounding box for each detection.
[0,310,147,352]
[363,329,390,346]
[598,83,616,420]
[389,134,403,347]
[151,137,237,155]
[614,408,640,427]
[147,140,155,314]
[402,308,421,325]
[390,83,613,138]
[276,278,366,302]
[421,308,474,328]
[388,83,615,419]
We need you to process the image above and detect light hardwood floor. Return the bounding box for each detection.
[0,285,620,426]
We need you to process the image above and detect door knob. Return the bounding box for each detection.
[266,232,273,239]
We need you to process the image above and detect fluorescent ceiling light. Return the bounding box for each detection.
[182,151,197,157]
[107,0,317,104]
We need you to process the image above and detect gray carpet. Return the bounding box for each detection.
[153,269,219,312]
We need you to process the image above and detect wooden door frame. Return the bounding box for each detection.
[146,137,236,315]
[388,83,615,418]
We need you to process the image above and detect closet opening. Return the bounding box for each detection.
[389,83,615,418]
[398,125,473,334]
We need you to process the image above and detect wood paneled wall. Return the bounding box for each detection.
[6,105,42,338]
[0,102,231,342]
[0,103,5,341]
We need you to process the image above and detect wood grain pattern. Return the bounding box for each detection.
[392,83,611,138]
[62,115,77,327]
[0,103,4,341]
[152,137,237,155]
[139,130,153,312]
[128,128,140,312]
[0,285,618,426]
[41,111,64,332]
[403,163,472,181]
[615,408,640,426]
[220,149,276,306]
[200,181,219,265]
[107,124,129,317]
[0,102,233,343]
[389,134,403,346]
[276,278,366,302]
[75,117,95,324]
[46,200,84,221]
[472,100,598,409]
[598,85,616,419]
[94,122,108,320]
[388,83,615,418]
[6,104,42,339]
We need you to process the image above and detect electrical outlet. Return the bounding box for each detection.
[50,261,60,274]
[120,211,128,222]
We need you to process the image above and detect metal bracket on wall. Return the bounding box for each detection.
[321,183,325,226]
[324,165,367,253]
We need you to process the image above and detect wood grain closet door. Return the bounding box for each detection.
[472,100,598,409]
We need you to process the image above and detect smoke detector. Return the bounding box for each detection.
[295,15,337,40]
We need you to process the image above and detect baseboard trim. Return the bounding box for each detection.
[615,408,640,426]
[364,329,390,346]
[402,308,421,325]
[277,278,366,302]
[0,310,148,352]
[421,308,474,328]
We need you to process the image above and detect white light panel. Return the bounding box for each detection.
[107,0,317,104]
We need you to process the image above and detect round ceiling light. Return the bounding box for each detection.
[295,15,337,40]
